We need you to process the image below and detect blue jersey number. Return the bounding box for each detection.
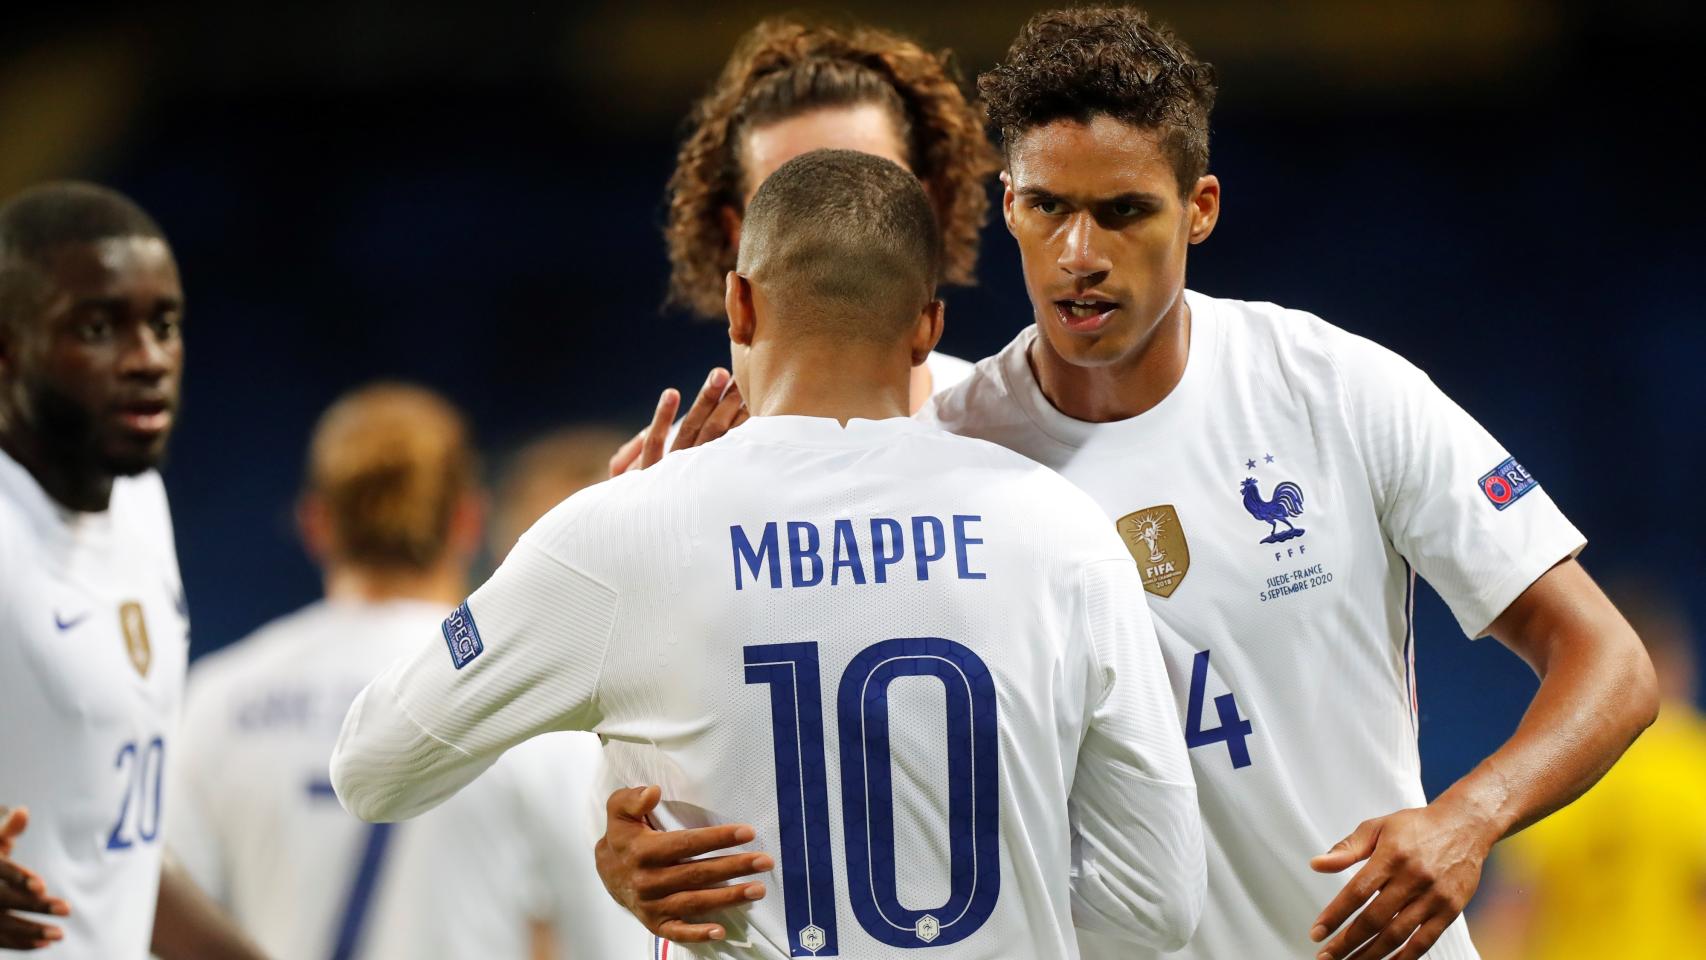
[1184,649,1254,768]
[308,780,396,960]
[745,638,1000,955]
[105,736,165,850]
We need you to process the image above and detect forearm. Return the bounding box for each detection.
[330,676,496,822]
[1439,579,1656,840]
[150,856,265,960]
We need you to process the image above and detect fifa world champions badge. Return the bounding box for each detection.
[1117,505,1190,597]
[119,600,151,677]
[442,601,485,669]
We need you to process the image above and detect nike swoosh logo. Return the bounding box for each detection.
[54,611,90,631]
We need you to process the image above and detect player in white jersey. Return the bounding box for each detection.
[331,150,1204,959]
[590,8,1660,960]
[0,183,262,957]
[607,16,998,476]
[167,384,650,959]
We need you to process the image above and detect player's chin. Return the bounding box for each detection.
[102,435,171,477]
[1038,319,1139,369]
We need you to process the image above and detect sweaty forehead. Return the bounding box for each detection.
[38,236,180,301]
[1007,116,1177,199]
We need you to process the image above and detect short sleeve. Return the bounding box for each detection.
[1330,330,1586,637]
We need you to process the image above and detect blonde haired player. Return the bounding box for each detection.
[167,383,645,959]
[331,150,1204,958]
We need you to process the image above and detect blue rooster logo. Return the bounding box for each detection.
[1241,478,1306,544]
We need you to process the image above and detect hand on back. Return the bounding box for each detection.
[608,369,748,476]
[0,807,71,951]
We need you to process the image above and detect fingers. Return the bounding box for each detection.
[606,785,662,825]
[652,880,767,919]
[1341,894,1436,960]
[0,911,64,950]
[1317,877,1416,959]
[670,369,731,453]
[608,432,645,479]
[636,852,773,897]
[1312,858,1389,947]
[1388,913,1454,960]
[0,809,24,856]
[1312,818,1384,874]
[635,823,758,868]
[694,381,745,446]
[655,919,727,944]
[637,390,681,471]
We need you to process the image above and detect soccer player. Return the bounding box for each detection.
[608,16,1000,474]
[0,182,262,957]
[592,9,1659,960]
[167,384,649,959]
[330,150,1205,958]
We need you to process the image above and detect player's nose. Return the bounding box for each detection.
[1057,211,1112,280]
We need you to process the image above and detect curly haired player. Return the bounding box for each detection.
[610,16,1002,474]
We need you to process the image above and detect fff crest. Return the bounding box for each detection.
[1116,505,1190,598]
[119,600,151,677]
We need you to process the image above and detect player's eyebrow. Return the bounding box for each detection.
[71,294,184,311]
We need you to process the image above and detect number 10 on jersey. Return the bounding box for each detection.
[744,638,1000,955]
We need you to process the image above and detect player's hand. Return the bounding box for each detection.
[1309,800,1495,960]
[0,808,71,950]
[593,785,771,943]
[607,370,748,477]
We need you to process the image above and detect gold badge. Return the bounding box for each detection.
[1116,505,1190,598]
[119,601,151,677]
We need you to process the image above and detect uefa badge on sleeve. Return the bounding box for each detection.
[1478,457,1538,510]
[441,601,485,669]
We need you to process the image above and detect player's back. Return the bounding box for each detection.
[171,600,634,959]
[521,415,1191,959]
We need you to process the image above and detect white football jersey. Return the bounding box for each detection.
[331,415,1204,959]
[921,290,1587,959]
[0,448,187,959]
[167,599,651,960]
[923,351,975,395]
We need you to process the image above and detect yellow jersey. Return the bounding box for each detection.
[1498,700,1706,959]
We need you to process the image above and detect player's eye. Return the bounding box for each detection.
[151,312,182,341]
[75,317,114,342]
[1032,199,1066,216]
[1110,202,1142,218]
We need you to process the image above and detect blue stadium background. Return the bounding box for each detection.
[6,0,1699,807]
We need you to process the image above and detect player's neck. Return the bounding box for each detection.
[0,425,115,512]
[1028,295,1191,423]
[742,340,912,423]
[323,562,465,607]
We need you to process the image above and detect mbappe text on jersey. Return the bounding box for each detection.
[730,515,986,590]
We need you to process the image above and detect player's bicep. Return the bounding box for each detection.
[390,539,616,752]
[1339,338,1584,638]
[1079,558,1189,782]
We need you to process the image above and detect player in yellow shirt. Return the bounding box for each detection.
[1476,580,1706,959]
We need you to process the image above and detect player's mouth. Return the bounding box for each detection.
[1053,298,1119,333]
[114,397,173,435]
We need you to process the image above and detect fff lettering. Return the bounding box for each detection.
[731,515,986,590]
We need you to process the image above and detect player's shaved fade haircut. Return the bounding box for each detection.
[667,16,998,317]
[0,181,166,333]
[738,149,939,343]
[979,6,1217,196]
[306,382,478,571]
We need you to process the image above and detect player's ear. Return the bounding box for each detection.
[447,489,485,562]
[911,298,945,366]
[1188,174,1220,245]
[296,494,333,564]
[1000,170,1017,235]
[725,271,757,348]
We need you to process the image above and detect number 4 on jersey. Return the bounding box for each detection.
[1185,649,1254,769]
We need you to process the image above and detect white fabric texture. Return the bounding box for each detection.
[170,599,650,960]
[332,414,1201,959]
[0,449,187,959]
[921,289,1584,960]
